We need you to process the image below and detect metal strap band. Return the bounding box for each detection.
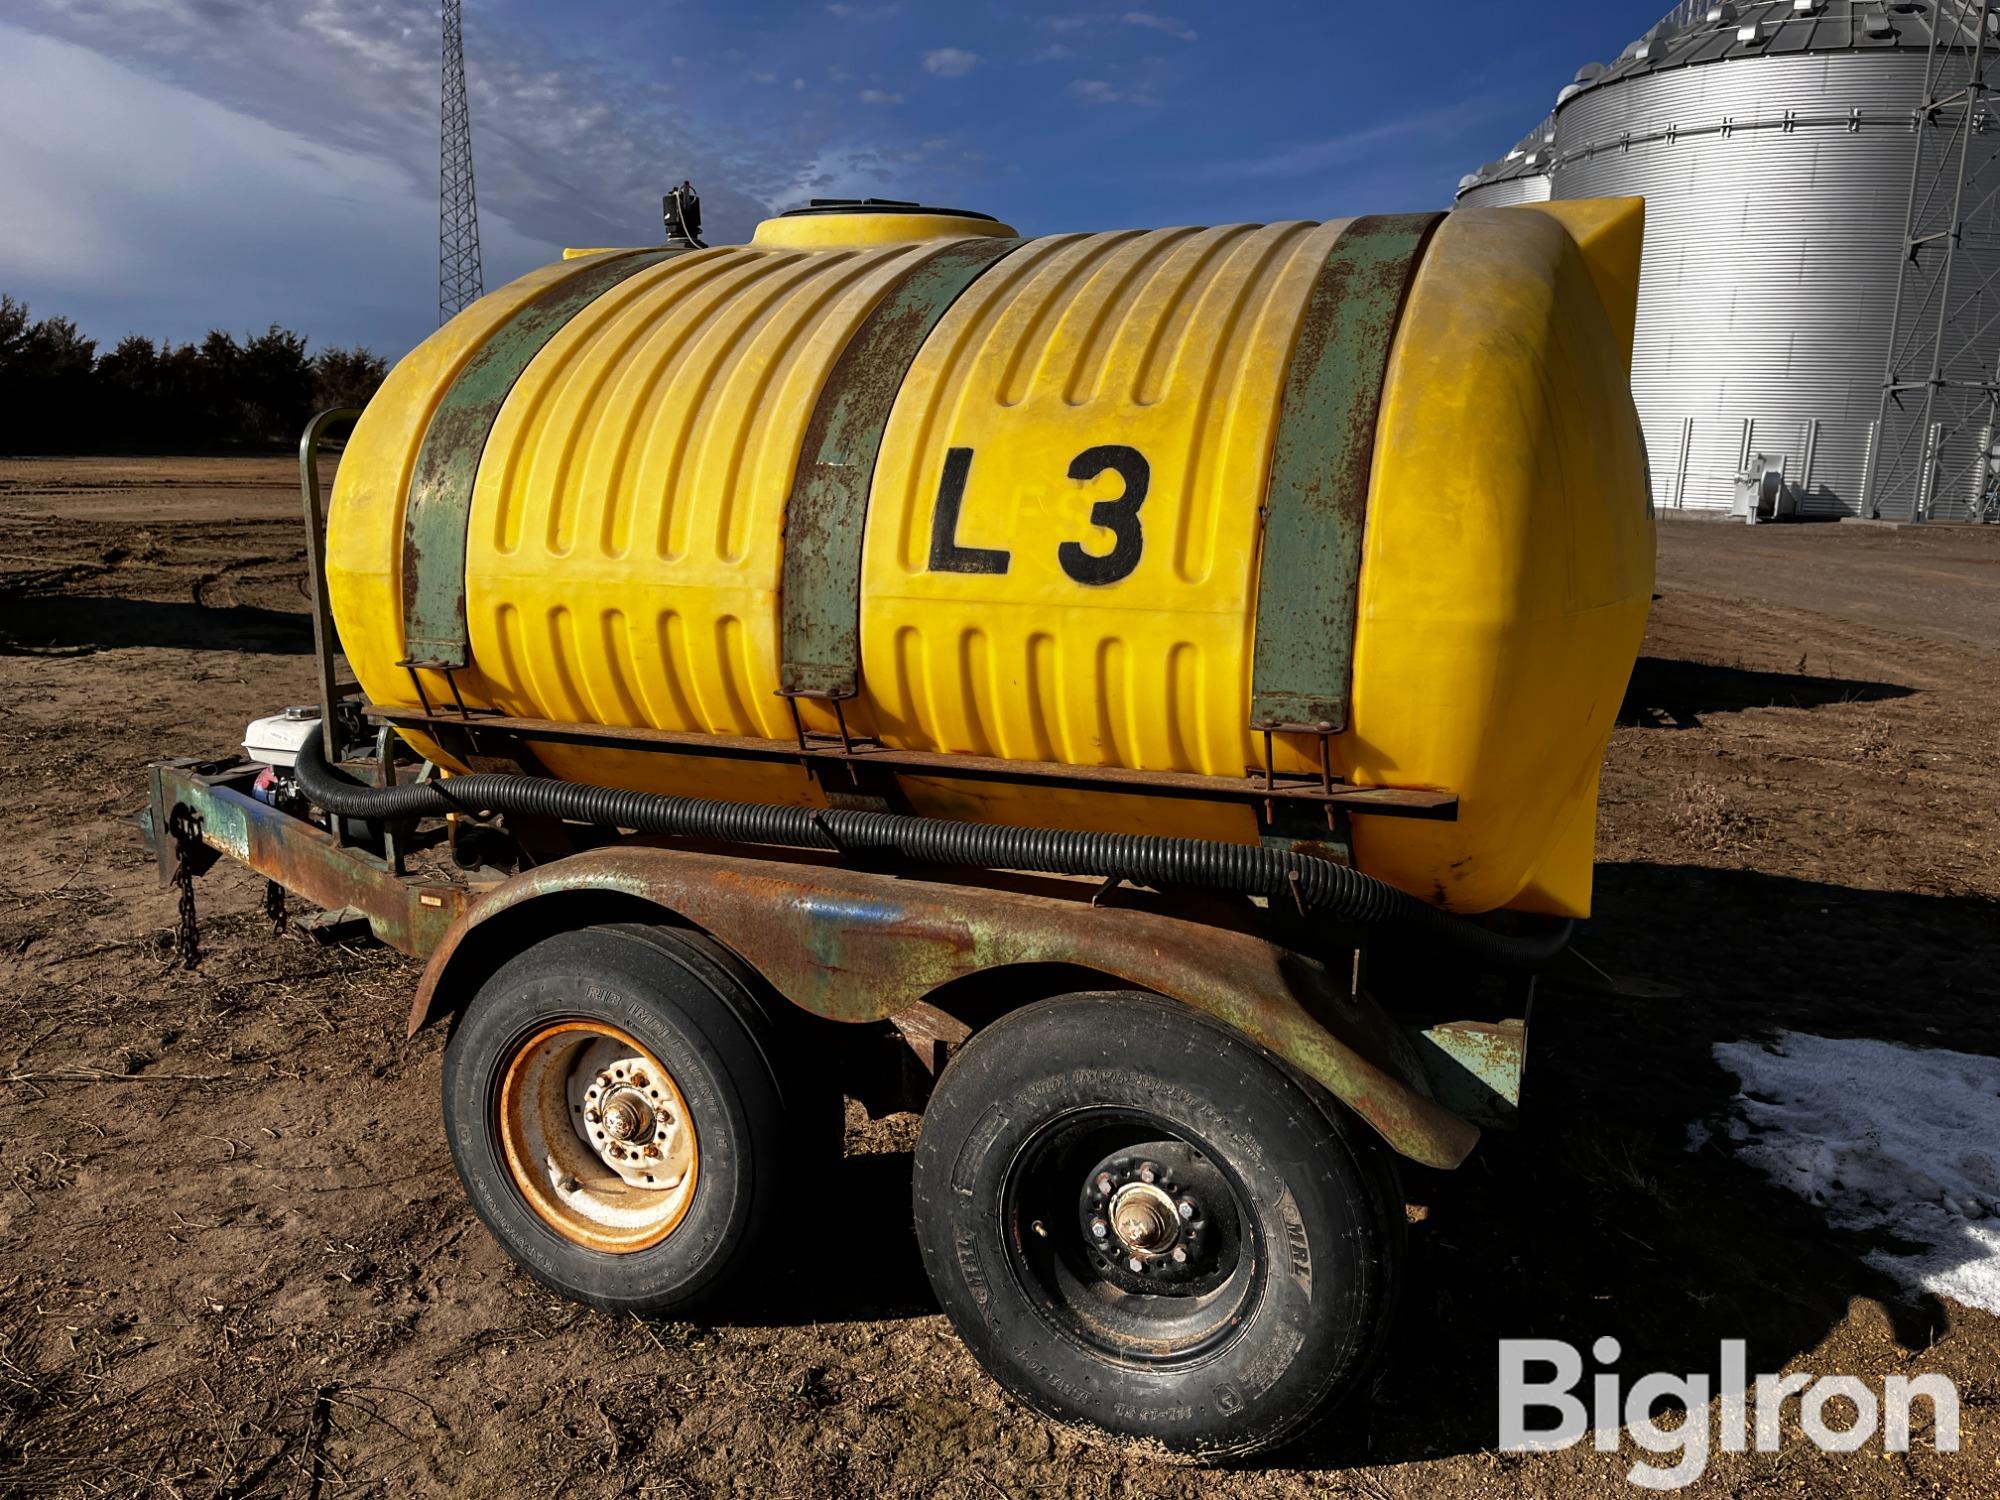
[779,236,1021,698]
[1249,213,1441,735]
[400,249,685,669]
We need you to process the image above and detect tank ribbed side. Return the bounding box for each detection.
[860,220,1349,777]
[461,242,943,744]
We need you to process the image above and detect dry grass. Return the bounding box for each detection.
[1851,712,1895,762]
[0,1287,444,1499]
[1668,774,1756,852]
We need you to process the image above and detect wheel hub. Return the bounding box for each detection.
[496,1022,699,1254]
[576,1054,685,1184]
[1078,1152,1212,1284]
[600,1088,654,1145]
[1110,1182,1180,1254]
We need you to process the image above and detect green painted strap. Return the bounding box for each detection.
[1249,214,1441,735]
[401,250,684,669]
[779,236,1021,698]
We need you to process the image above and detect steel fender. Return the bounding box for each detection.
[410,847,1479,1169]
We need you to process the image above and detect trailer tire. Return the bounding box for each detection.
[442,923,816,1315]
[911,991,1403,1457]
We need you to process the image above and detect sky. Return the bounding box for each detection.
[0,0,1673,359]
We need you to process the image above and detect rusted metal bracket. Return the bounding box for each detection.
[1248,213,1441,740]
[400,249,687,673]
[1411,1015,1529,1129]
[890,1000,974,1077]
[1256,795,1354,867]
[778,235,1021,701]
[363,703,1459,821]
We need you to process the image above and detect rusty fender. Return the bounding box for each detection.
[407,847,1479,1169]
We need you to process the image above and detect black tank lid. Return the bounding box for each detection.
[779,198,1000,222]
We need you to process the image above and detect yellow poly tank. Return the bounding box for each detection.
[326,198,1653,917]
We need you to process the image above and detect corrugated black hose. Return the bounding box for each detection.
[294,738,1572,969]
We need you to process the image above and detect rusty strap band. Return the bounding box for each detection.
[1249,213,1442,736]
[400,249,686,670]
[778,236,1022,699]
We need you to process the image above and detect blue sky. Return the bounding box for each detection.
[0,0,1670,358]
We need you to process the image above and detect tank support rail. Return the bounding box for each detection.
[140,759,470,959]
[1250,213,1439,739]
[362,703,1459,822]
[400,251,689,673]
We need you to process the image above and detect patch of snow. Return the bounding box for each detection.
[1710,1031,2000,1317]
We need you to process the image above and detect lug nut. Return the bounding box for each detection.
[1177,1199,1195,1220]
[1138,1162,1158,1184]
[1090,1218,1108,1239]
[1096,1172,1115,1196]
[584,1108,602,1124]
[1128,1256,1146,1273]
[642,1144,661,1160]
[630,1071,648,1088]
[1171,1246,1188,1264]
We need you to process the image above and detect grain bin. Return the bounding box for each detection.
[1462,0,2000,518]
[1456,115,1557,207]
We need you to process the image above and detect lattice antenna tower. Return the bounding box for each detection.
[439,0,484,324]
[1866,0,2000,520]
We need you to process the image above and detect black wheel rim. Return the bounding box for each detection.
[1000,1107,1262,1367]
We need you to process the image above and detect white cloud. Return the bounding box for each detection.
[0,23,538,354]
[826,2,901,19]
[858,88,903,104]
[1043,12,1197,43]
[775,144,927,208]
[6,0,793,268]
[1122,11,1197,41]
[922,47,979,77]
[0,1,960,346]
[1187,97,1510,180]
[1032,42,1072,61]
[1069,77,1157,106]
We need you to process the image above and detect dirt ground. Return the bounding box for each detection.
[1,455,1997,1499]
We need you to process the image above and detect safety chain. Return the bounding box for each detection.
[264,879,287,936]
[166,803,203,969]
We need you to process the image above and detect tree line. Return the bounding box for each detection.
[0,294,389,454]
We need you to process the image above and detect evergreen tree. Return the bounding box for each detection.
[0,296,390,453]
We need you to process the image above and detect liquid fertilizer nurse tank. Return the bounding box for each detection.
[327,199,1652,919]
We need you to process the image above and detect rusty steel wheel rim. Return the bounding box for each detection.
[496,1020,699,1253]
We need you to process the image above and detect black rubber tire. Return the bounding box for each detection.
[442,922,813,1315]
[911,991,1404,1457]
